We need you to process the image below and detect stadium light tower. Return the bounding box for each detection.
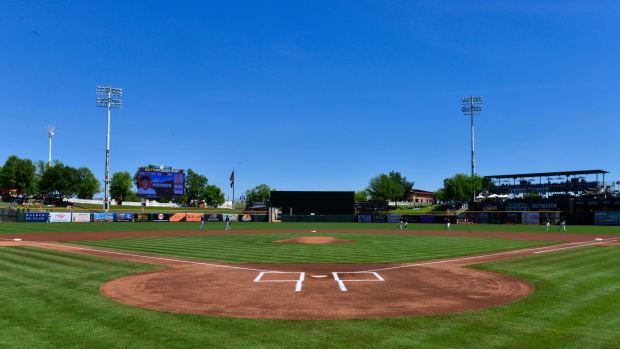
[47,126,56,167]
[461,96,483,177]
[96,86,122,212]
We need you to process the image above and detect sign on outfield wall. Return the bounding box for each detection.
[135,214,151,222]
[521,212,540,225]
[357,215,372,223]
[152,213,170,222]
[25,212,49,222]
[186,213,203,222]
[71,213,91,222]
[594,211,620,225]
[222,214,238,222]
[113,213,134,222]
[207,213,220,222]
[169,213,186,222]
[93,213,113,222]
[49,212,71,223]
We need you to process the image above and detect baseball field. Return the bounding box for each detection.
[2,222,620,348]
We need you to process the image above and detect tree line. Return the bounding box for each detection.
[355,171,492,203]
[0,155,99,200]
[0,155,228,206]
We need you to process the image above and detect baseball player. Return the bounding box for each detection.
[200,214,206,230]
[445,217,451,231]
[399,216,404,230]
[558,219,566,232]
[545,219,550,231]
[225,215,231,231]
[404,217,408,230]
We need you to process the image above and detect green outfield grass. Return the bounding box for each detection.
[1,221,620,235]
[1,245,619,348]
[66,233,555,264]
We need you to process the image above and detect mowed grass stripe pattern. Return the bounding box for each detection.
[2,221,620,235]
[67,233,555,263]
[2,245,620,348]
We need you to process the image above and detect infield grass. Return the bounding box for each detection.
[1,245,619,348]
[66,233,555,264]
[2,221,620,235]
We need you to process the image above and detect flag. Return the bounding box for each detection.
[229,170,234,188]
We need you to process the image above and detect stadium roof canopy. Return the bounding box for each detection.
[485,170,608,179]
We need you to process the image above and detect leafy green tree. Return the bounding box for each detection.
[355,190,368,201]
[0,155,38,196]
[387,171,414,200]
[365,171,413,201]
[39,162,75,198]
[75,167,100,199]
[203,184,225,206]
[439,174,491,202]
[433,188,446,202]
[367,173,404,201]
[37,162,99,199]
[245,184,271,202]
[110,172,134,204]
[184,169,208,203]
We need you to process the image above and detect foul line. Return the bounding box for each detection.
[2,236,619,275]
[0,238,286,273]
[359,237,620,273]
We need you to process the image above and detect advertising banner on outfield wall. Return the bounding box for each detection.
[386,215,401,223]
[521,212,540,225]
[241,214,252,222]
[207,213,220,222]
[113,213,134,222]
[72,213,91,222]
[373,215,387,223]
[49,212,71,223]
[357,215,372,223]
[419,215,435,223]
[169,213,186,222]
[135,214,151,222]
[403,215,419,223]
[25,212,49,222]
[93,213,113,222]
[222,214,238,222]
[152,213,170,222]
[186,213,203,222]
[594,211,620,225]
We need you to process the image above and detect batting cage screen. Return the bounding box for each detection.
[270,191,355,215]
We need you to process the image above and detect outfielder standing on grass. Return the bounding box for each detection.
[399,216,404,230]
[200,214,206,230]
[445,217,451,231]
[225,214,231,231]
[546,218,551,231]
[404,217,408,230]
[559,219,567,232]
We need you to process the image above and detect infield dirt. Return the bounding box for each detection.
[2,229,617,320]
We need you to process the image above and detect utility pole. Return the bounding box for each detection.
[96,86,122,212]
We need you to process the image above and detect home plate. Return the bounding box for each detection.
[13,238,22,241]
[310,275,328,278]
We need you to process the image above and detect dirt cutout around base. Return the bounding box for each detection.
[273,236,355,244]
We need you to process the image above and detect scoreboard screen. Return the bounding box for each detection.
[137,170,184,199]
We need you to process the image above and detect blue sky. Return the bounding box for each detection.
[1,1,619,198]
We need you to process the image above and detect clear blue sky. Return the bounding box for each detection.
[2,1,619,198]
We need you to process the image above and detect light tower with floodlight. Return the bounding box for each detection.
[96,86,122,212]
[47,126,56,166]
[461,96,483,177]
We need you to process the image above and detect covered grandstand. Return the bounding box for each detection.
[484,170,608,195]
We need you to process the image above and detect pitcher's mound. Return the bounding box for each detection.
[273,236,355,244]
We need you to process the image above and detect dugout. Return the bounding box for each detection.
[269,191,355,218]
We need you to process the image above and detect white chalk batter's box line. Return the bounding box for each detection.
[333,271,384,292]
[253,271,384,292]
[254,272,305,292]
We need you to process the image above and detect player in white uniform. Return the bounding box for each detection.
[225,215,231,231]
[546,219,550,231]
[559,220,566,231]
[445,217,451,231]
